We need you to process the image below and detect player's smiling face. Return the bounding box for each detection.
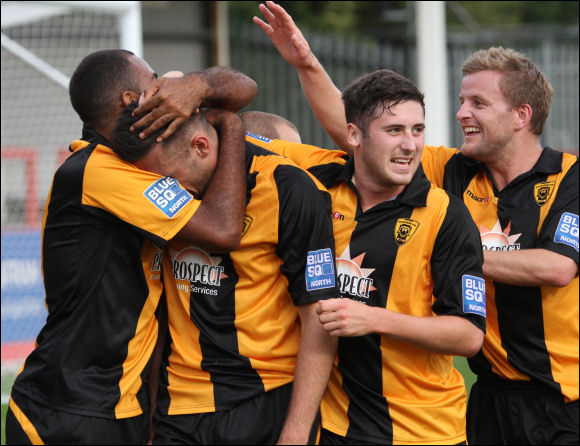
[456,70,516,162]
[352,100,425,192]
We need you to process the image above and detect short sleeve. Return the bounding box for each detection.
[431,194,487,331]
[537,161,579,263]
[82,145,200,243]
[421,145,458,188]
[273,164,338,305]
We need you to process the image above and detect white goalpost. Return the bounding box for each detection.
[1,0,142,404]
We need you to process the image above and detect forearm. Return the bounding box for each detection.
[296,57,352,153]
[278,305,337,444]
[196,66,258,112]
[374,309,483,358]
[483,248,578,287]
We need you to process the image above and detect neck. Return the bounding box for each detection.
[352,172,403,212]
[484,136,543,191]
[88,121,115,142]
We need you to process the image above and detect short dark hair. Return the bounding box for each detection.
[342,69,425,136]
[69,49,140,127]
[111,101,211,163]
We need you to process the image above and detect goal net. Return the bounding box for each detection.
[1,0,142,404]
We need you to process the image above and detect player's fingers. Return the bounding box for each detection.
[318,298,342,313]
[131,103,167,130]
[253,17,273,36]
[317,311,337,324]
[259,3,276,23]
[156,117,186,142]
[131,112,156,133]
[320,319,340,333]
[315,302,323,315]
[329,329,343,337]
[137,113,175,139]
[270,1,293,24]
[133,94,163,117]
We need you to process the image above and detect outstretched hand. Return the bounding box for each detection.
[253,1,314,70]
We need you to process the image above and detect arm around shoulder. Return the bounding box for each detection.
[483,248,579,287]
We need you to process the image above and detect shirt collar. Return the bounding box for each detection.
[455,146,563,175]
[81,127,111,147]
[339,158,430,208]
[532,147,564,174]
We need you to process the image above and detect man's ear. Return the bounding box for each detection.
[121,91,140,107]
[190,133,211,158]
[346,123,362,147]
[514,103,533,132]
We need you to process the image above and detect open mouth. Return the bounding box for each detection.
[463,126,481,137]
[391,158,412,169]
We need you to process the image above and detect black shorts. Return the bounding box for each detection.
[6,392,149,445]
[467,376,579,445]
[153,383,318,445]
[319,428,467,445]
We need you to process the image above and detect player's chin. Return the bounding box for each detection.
[390,165,417,183]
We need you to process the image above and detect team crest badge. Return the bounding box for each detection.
[394,218,420,245]
[241,215,253,237]
[534,182,555,206]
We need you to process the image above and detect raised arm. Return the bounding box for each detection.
[254,1,352,154]
[175,109,246,252]
[133,66,257,141]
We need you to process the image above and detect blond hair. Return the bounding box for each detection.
[462,47,553,135]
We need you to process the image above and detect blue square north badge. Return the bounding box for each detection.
[462,274,486,317]
[245,131,271,143]
[554,212,579,252]
[306,248,336,291]
[144,177,193,218]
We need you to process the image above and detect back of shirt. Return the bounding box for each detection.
[12,132,200,419]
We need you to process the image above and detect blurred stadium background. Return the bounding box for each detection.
[1,1,578,442]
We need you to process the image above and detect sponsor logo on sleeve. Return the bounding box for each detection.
[245,131,271,143]
[462,274,486,317]
[144,177,193,218]
[306,248,336,291]
[554,212,579,252]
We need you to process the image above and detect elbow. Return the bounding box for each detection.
[248,79,258,102]
[462,328,484,358]
[544,261,578,287]
[209,231,241,253]
[236,79,258,111]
